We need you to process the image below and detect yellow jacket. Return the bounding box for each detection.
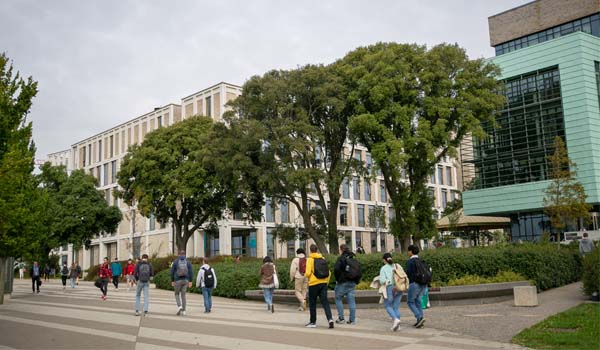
[304,252,330,286]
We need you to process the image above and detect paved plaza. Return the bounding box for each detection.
[0,280,529,350]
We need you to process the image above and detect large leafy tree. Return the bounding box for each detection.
[543,136,591,234]
[0,53,38,303]
[228,65,356,254]
[342,43,505,251]
[37,163,122,254]
[117,116,259,253]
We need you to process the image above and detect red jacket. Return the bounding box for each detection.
[125,263,135,275]
[99,264,112,279]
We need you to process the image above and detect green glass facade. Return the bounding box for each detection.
[470,66,565,189]
[463,31,600,241]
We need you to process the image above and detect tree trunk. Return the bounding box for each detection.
[327,193,341,255]
[402,236,411,253]
[0,257,5,305]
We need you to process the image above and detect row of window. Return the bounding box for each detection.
[495,13,600,55]
[80,114,168,167]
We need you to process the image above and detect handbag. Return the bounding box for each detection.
[94,278,102,288]
[272,267,279,289]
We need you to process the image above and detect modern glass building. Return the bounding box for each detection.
[462,0,600,241]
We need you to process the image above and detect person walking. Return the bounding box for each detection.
[19,265,24,280]
[60,262,69,290]
[380,253,402,331]
[406,245,427,328]
[304,244,334,329]
[333,244,361,325]
[111,258,122,290]
[196,258,217,313]
[30,261,42,294]
[98,257,112,300]
[134,254,153,316]
[43,264,50,282]
[69,262,77,288]
[170,250,193,316]
[124,259,136,291]
[75,262,82,285]
[259,256,277,313]
[289,248,308,311]
[579,231,595,256]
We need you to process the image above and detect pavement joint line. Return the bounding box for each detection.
[148,313,420,344]
[0,314,137,343]
[1,301,136,326]
[138,326,319,350]
[134,342,186,350]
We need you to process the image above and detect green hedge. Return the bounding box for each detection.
[153,244,581,298]
[582,247,599,296]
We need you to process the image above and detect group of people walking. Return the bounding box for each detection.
[29,261,81,293]
[27,245,431,332]
[260,243,430,331]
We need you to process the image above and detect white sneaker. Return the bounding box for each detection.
[182,310,186,316]
[305,323,317,328]
[176,306,183,316]
[392,319,401,331]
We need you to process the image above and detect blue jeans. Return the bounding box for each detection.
[334,282,356,322]
[202,287,213,311]
[263,288,274,305]
[384,284,402,320]
[407,282,425,320]
[136,281,149,312]
[70,277,76,288]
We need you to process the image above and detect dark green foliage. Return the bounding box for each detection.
[582,247,599,296]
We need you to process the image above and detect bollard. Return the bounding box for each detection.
[513,286,538,306]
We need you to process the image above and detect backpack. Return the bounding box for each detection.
[413,258,432,285]
[61,266,69,276]
[298,257,307,275]
[343,255,362,283]
[138,263,151,282]
[176,259,189,278]
[393,264,409,292]
[203,267,215,288]
[313,258,330,279]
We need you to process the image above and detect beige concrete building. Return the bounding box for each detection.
[49,82,460,270]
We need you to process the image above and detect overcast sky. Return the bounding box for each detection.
[1,0,530,160]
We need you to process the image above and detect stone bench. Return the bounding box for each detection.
[244,281,533,307]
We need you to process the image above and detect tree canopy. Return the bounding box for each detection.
[37,163,122,253]
[543,136,591,233]
[117,116,261,253]
[341,42,505,250]
[227,65,358,254]
[0,52,38,260]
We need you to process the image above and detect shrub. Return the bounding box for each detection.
[446,270,529,286]
[582,248,600,296]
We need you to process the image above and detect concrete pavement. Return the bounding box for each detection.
[0,279,528,350]
[359,282,588,343]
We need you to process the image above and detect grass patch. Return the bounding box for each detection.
[513,303,600,350]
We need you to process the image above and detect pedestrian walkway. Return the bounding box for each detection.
[0,279,527,349]
[360,282,588,343]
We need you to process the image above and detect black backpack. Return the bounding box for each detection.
[138,263,151,282]
[413,258,432,285]
[343,255,362,283]
[203,267,215,288]
[313,258,330,279]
